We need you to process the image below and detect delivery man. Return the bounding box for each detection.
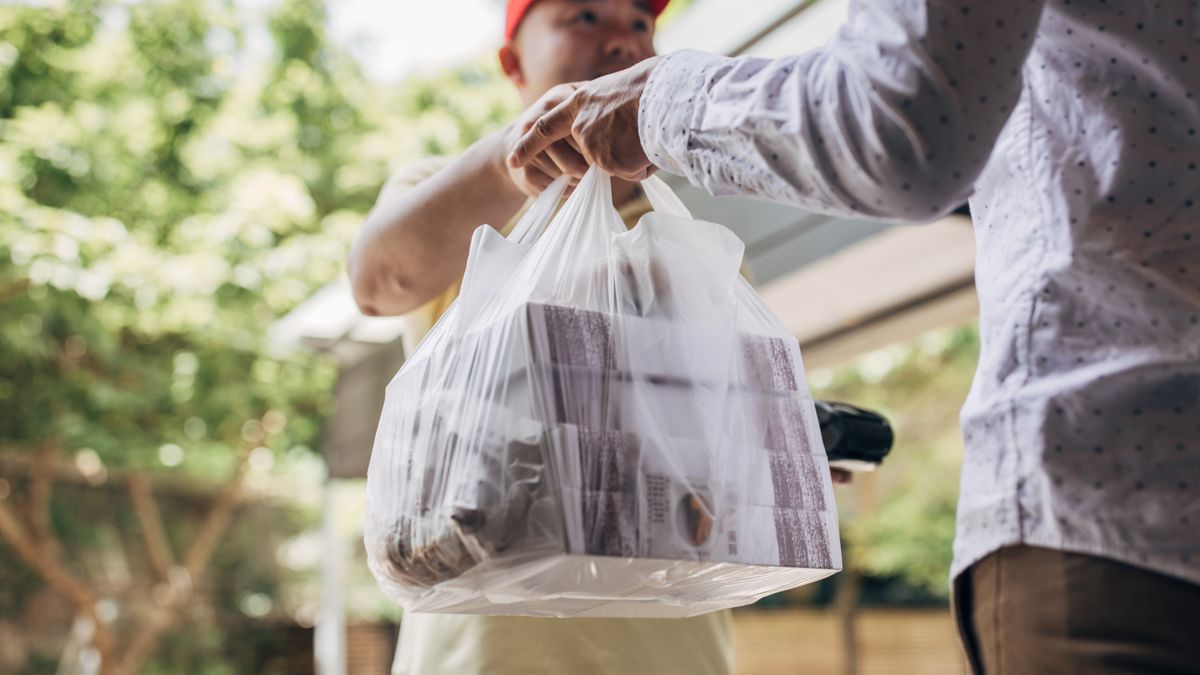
[348,1,733,673]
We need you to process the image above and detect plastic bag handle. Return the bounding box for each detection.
[640,174,693,219]
[508,171,686,248]
[507,174,571,244]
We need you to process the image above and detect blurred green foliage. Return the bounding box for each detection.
[0,0,520,493]
[0,0,517,670]
[813,324,979,600]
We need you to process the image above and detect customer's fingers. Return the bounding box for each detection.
[515,163,556,196]
[530,153,563,181]
[545,139,589,178]
[509,99,575,168]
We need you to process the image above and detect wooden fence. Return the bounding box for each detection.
[257,607,967,674]
[732,607,968,675]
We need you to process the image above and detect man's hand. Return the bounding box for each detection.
[508,56,662,183]
[500,83,592,197]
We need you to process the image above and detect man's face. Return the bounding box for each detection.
[501,0,657,106]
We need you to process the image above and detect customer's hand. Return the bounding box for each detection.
[507,56,662,183]
[500,83,591,197]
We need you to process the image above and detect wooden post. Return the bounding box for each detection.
[314,477,347,675]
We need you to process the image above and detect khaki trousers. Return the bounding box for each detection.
[953,545,1200,674]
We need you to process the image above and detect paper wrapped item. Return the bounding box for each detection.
[367,302,839,616]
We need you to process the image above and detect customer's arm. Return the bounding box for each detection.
[638,1,1047,220]
[512,1,1047,222]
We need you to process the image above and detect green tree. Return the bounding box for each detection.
[812,324,979,599]
[0,0,516,671]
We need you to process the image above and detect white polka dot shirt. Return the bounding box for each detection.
[640,0,1200,584]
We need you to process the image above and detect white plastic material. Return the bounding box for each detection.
[364,168,841,618]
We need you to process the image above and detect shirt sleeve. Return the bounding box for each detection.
[639,0,1047,221]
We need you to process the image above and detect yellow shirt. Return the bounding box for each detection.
[379,158,734,675]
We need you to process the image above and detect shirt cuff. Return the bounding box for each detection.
[638,49,729,179]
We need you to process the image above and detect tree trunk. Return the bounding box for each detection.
[109,443,253,675]
[0,440,255,674]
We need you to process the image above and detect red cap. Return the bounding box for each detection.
[505,0,671,42]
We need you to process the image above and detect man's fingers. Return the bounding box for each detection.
[513,164,554,197]
[589,145,654,182]
[545,140,589,178]
[508,99,575,168]
[530,153,562,181]
[609,163,655,182]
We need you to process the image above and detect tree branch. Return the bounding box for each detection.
[0,451,278,503]
[26,442,60,557]
[1,456,116,673]
[182,444,254,578]
[2,436,270,675]
[114,443,257,675]
[126,471,176,581]
[0,278,31,304]
[113,603,176,675]
[0,497,97,617]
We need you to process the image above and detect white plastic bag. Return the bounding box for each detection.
[364,167,840,617]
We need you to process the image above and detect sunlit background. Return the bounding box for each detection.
[1,1,976,673]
